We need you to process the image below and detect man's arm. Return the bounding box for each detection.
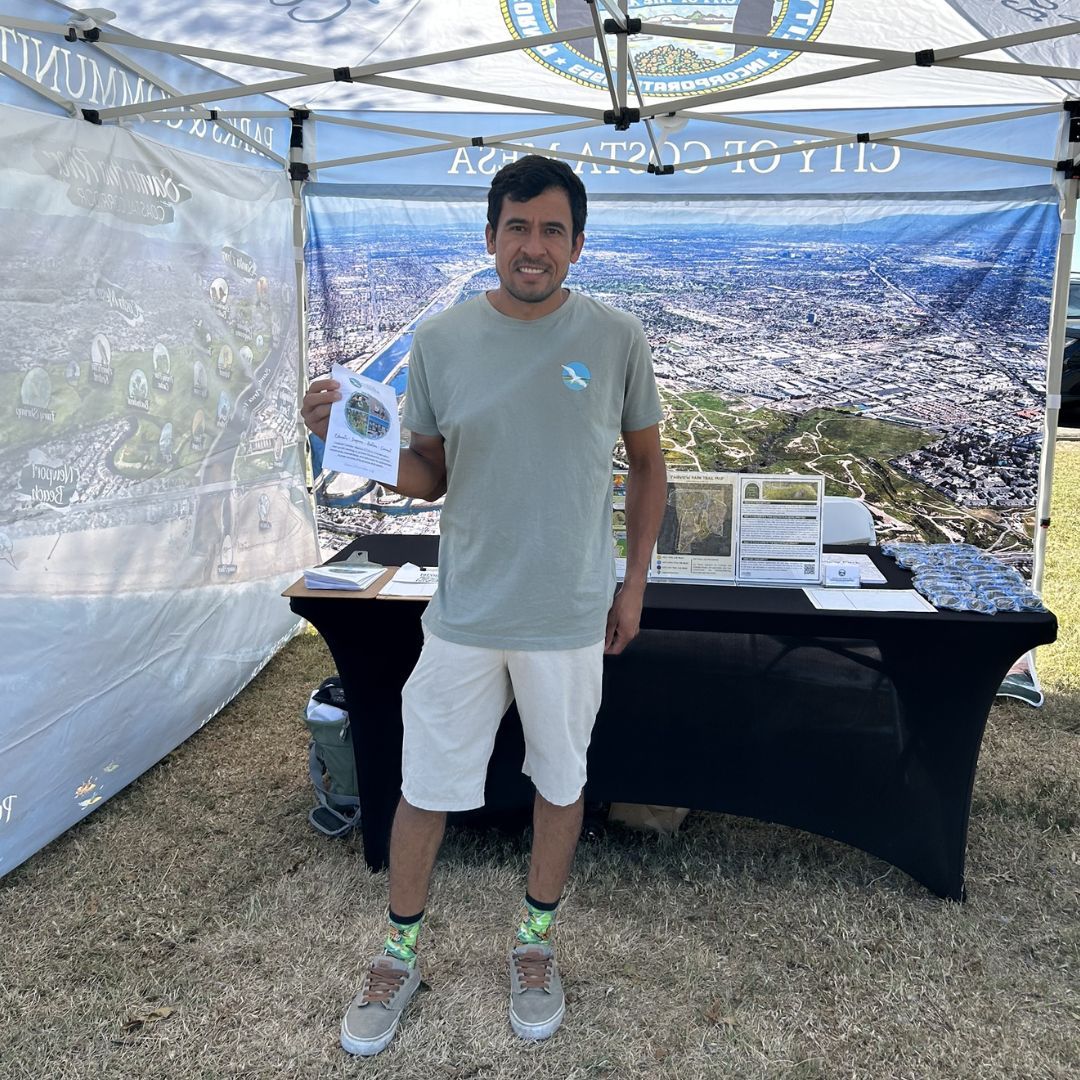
[300,377,447,500]
[605,423,666,655]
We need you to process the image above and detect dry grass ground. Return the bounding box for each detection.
[2,448,1078,1080]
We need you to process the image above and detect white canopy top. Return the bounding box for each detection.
[12,0,1080,116]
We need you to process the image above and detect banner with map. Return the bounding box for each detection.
[304,114,1059,565]
[0,105,318,875]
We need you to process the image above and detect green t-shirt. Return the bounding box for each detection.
[403,290,662,650]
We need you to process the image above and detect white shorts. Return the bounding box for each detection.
[400,632,604,812]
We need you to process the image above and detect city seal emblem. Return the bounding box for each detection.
[502,1,831,98]
[562,362,591,391]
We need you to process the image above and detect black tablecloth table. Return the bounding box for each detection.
[289,535,1057,900]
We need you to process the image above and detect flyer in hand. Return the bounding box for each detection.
[320,362,400,485]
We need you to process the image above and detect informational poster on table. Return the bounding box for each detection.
[611,470,628,580]
[736,475,824,585]
[652,472,738,583]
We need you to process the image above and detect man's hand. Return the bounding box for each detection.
[604,580,645,655]
[300,377,341,441]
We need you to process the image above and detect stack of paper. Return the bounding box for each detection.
[379,562,439,598]
[303,562,385,591]
[821,553,887,585]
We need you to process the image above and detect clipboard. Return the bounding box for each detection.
[281,566,398,600]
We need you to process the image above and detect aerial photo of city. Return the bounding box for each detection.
[306,197,1056,566]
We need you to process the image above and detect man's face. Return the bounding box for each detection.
[485,185,585,319]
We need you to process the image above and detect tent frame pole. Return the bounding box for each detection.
[358,73,609,119]
[308,116,607,171]
[688,104,1060,143]
[131,109,295,120]
[640,58,914,117]
[1033,120,1079,595]
[88,25,601,121]
[935,20,1080,60]
[584,1,621,117]
[84,24,596,81]
[638,17,1080,66]
[616,0,629,114]
[304,120,1054,177]
[313,114,601,144]
[671,130,1053,175]
[95,73,326,120]
[90,41,286,165]
[0,57,75,113]
[289,112,315,514]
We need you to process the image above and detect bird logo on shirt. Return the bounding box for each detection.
[562,362,591,391]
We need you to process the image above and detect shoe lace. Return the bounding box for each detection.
[513,950,552,992]
[362,962,409,1005]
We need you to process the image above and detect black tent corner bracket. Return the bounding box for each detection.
[603,17,642,34]
[289,162,310,182]
[81,108,101,125]
[290,109,308,149]
[914,49,935,67]
[1065,101,1080,143]
[65,26,100,43]
[333,67,353,82]
[604,106,640,131]
[647,162,674,175]
[1055,159,1080,180]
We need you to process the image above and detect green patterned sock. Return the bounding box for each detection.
[383,909,423,967]
[516,893,558,946]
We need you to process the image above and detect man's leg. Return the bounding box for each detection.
[507,791,585,1043]
[389,796,446,916]
[527,791,584,904]
[341,634,511,1058]
[339,798,440,1058]
[507,641,604,1042]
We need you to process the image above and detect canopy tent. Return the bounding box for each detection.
[0,0,1076,875]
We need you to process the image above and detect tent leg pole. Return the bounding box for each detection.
[1033,131,1078,597]
[289,115,316,510]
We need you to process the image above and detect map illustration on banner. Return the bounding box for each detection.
[0,111,315,596]
[0,103,318,879]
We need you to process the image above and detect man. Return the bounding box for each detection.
[301,155,667,1056]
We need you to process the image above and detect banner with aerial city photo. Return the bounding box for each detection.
[304,109,1059,565]
[0,105,318,875]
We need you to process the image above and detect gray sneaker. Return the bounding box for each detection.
[340,954,421,1056]
[508,943,564,1041]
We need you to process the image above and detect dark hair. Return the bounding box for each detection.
[487,154,587,239]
